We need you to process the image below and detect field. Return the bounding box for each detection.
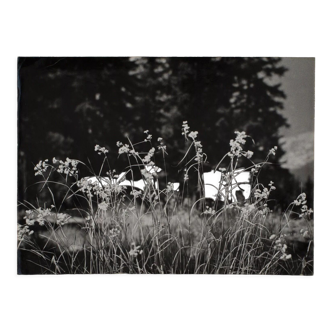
[17,125,313,275]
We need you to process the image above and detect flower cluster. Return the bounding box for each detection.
[268,181,276,190]
[141,148,159,180]
[117,141,130,155]
[34,159,50,176]
[181,122,203,162]
[129,242,143,258]
[293,193,306,206]
[270,234,292,261]
[245,150,254,159]
[165,182,177,193]
[142,147,155,164]
[157,137,167,153]
[95,145,109,155]
[181,121,190,139]
[109,227,121,239]
[77,177,124,200]
[56,213,72,225]
[53,157,79,177]
[258,204,272,216]
[228,131,247,158]
[141,169,154,184]
[293,193,313,218]
[202,206,216,216]
[254,182,276,201]
[194,140,203,163]
[23,208,71,227]
[144,130,152,141]
[188,131,198,140]
[98,201,109,211]
[17,224,34,241]
[268,146,278,156]
[24,208,51,226]
[250,164,261,174]
[241,203,256,218]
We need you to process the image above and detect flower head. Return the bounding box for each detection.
[98,201,109,211]
[95,145,109,155]
[129,242,143,257]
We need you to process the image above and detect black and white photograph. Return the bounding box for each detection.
[17,57,314,275]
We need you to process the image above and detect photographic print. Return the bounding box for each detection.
[17,57,314,275]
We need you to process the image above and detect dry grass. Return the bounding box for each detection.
[17,123,313,275]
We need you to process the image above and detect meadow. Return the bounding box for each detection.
[17,122,313,275]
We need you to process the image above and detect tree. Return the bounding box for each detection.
[18,57,295,208]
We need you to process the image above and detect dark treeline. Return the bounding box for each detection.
[18,57,309,210]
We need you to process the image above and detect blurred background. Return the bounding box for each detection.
[17,57,314,211]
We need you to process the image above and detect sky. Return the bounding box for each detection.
[279,57,315,137]
[277,58,315,177]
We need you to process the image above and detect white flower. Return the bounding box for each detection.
[188,131,198,140]
[98,202,108,211]
[246,150,254,159]
[129,243,142,257]
[182,121,190,137]
[166,182,175,193]
[203,207,216,216]
[95,145,109,154]
[118,144,130,154]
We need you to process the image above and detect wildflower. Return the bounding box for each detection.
[241,203,256,217]
[109,227,121,239]
[34,159,50,176]
[157,137,167,153]
[141,169,154,183]
[144,130,152,141]
[166,182,174,193]
[251,164,261,174]
[281,253,292,261]
[182,121,190,139]
[131,149,140,157]
[95,145,109,155]
[142,147,155,164]
[56,213,71,225]
[129,242,143,257]
[98,201,109,211]
[203,206,216,216]
[188,131,198,140]
[56,158,79,177]
[17,225,32,241]
[118,144,130,155]
[293,193,312,217]
[268,181,276,190]
[193,140,204,162]
[245,150,254,159]
[268,146,277,156]
[228,131,248,158]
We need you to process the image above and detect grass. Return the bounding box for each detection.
[17,122,314,274]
